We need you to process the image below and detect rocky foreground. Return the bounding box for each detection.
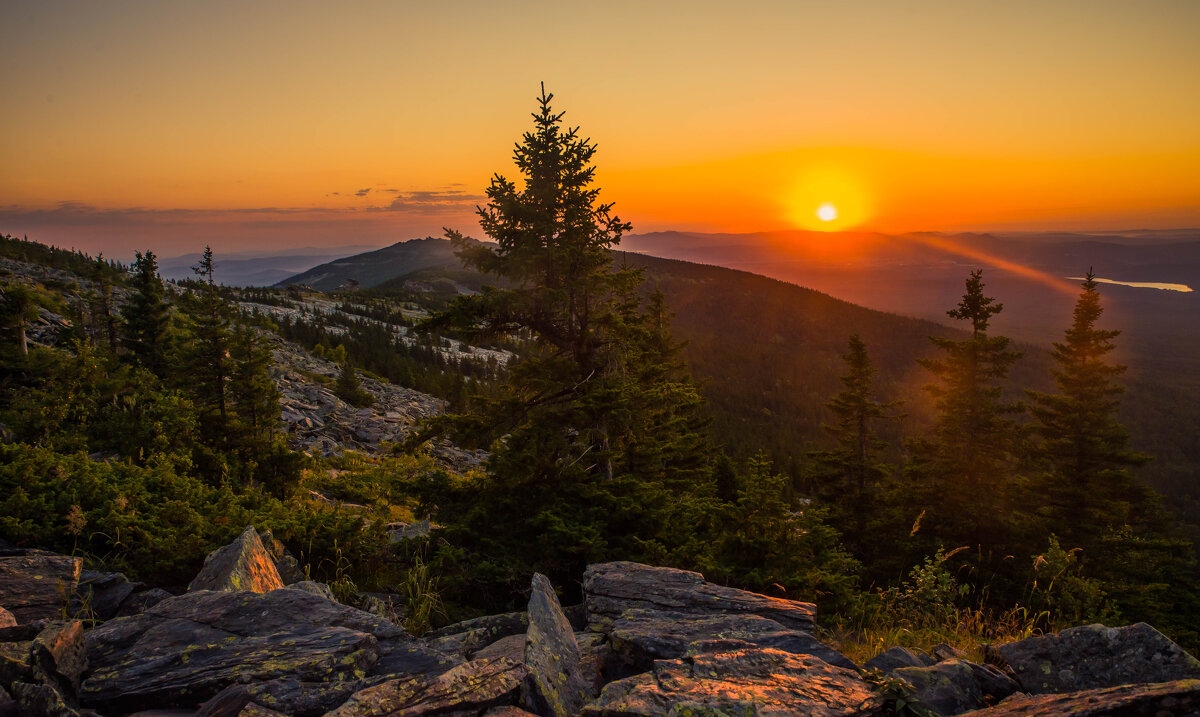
[2,527,1199,717]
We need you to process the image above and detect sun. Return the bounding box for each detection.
[783,166,871,231]
[816,203,838,222]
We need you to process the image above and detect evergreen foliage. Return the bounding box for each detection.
[121,250,170,376]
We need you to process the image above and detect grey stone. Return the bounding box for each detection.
[0,553,82,623]
[583,561,816,633]
[893,659,1018,715]
[990,623,1200,694]
[609,608,855,672]
[326,657,526,717]
[863,646,934,672]
[196,678,365,717]
[523,573,591,717]
[287,581,337,602]
[0,608,16,629]
[73,571,137,621]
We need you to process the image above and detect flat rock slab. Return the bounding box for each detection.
[583,561,815,633]
[523,573,591,717]
[197,678,365,717]
[0,553,82,623]
[960,679,1200,716]
[893,659,1018,715]
[583,645,882,717]
[862,646,935,672]
[610,609,854,671]
[326,657,525,717]
[990,623,1200,694]
[80,588,440,712]
[188,526,285,594]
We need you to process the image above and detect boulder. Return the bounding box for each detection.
[583,561,815,632]
[484,708,538,717]
[893,659,1018,715]
[474,634,525,663]
[989,623,1200,694]
[583,644,881,716]
[326,657,525,716]
[523,573,591,717]
[575,632,616,695]
[73,570,138,621]
[427,611,528,645]
[608,609,855,671]
[9,681,82,717]
[371,635,462,679]
[30,621,87,696]
[0,553,83,623]
[0,684,13,717]
[863,646,935,672]
[196,678,365,717]
[0,609,15,630]
[188,526,285,594]
[960,679,1200,716]
[80,588,418,712]
[115,588,172,618]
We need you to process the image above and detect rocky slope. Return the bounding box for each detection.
[2,530,1199,716]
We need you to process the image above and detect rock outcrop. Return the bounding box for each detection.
[583,561,816,632]
[188,526,286,594]
[80,588,451,712]
[523,573,592,717]
[892,659,1019,715]
[326,657,526,717]
[583,643,881,716]
[987,622,1200,694]
[609,609,854,671]
[960,679,1200,716]
[0,552,82,623]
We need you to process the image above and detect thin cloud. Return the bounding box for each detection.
[355,188,371,197]
[380,189,486,215]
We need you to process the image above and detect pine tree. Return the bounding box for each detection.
[1028,271,1150,548]
[1,282,55,356]
[185,246,231,445]
[121,250,170,376]
[229,324,281,445]
[916,269,1023,551]
[335,358,372,408]
[91,255,119,353]
[419,86,710,597]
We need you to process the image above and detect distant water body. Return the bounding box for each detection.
[1067,277,1193,293]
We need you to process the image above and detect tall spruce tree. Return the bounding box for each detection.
[186,246,231,445]
[420,86,710,601]
[121,250,170,376]
[916,269,1023,552]
[1028,271,1150,548]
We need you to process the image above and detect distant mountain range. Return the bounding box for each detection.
[271,238,459,291]
[159,245,378,286]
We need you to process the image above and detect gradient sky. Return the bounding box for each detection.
[3,0,1199,258]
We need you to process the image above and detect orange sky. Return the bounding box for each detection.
[2,1,1198,257]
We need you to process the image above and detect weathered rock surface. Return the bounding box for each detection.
[474,634,525,664]
[259,530,307,585]
[80,588,427,711]
[30,621,87,697]
[483,707,538,717]
[196,678,366,717]
[10,680,81,717]
[326,657,525,717]
[583,561,816,632]
[960,678,1200,716]
[893,659,1019,715]
[989,622,1200,694]
[188,526,286,594]
[428,611,528,658]
[862,646,935,672]
[0,684,13,717]
[583,644,881,716]
[609,609,855,672]
[114,588,172,618]
[0,610,14,630]
[0,553,83,623]
[523,573,591,717]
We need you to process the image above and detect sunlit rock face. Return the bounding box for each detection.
[958,679,1200,716]
[188,525,285,594]
[582,644,882,717]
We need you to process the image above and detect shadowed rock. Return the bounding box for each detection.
[10,681,82,717]
[474,634,525,663]
[188,526,285,594]
[30,621,87,697]
[583,561,815,632]
[73,570,138,621]
[523,573,591,717]
[583,644,882,716]
[196,678,365,717]
[115,588,172,618]
[427,611,528,655]
[989,623,1200,694]
[80,589,418,712]
[0,684,13,717]
[0,553,82,623]
[609,609,854,672]
[287,582,337,602]
[259,529,307,585]
[863,646,935,672]
[326,657,525,717]
[960,679,1200,716]
[893,659,1018,715]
